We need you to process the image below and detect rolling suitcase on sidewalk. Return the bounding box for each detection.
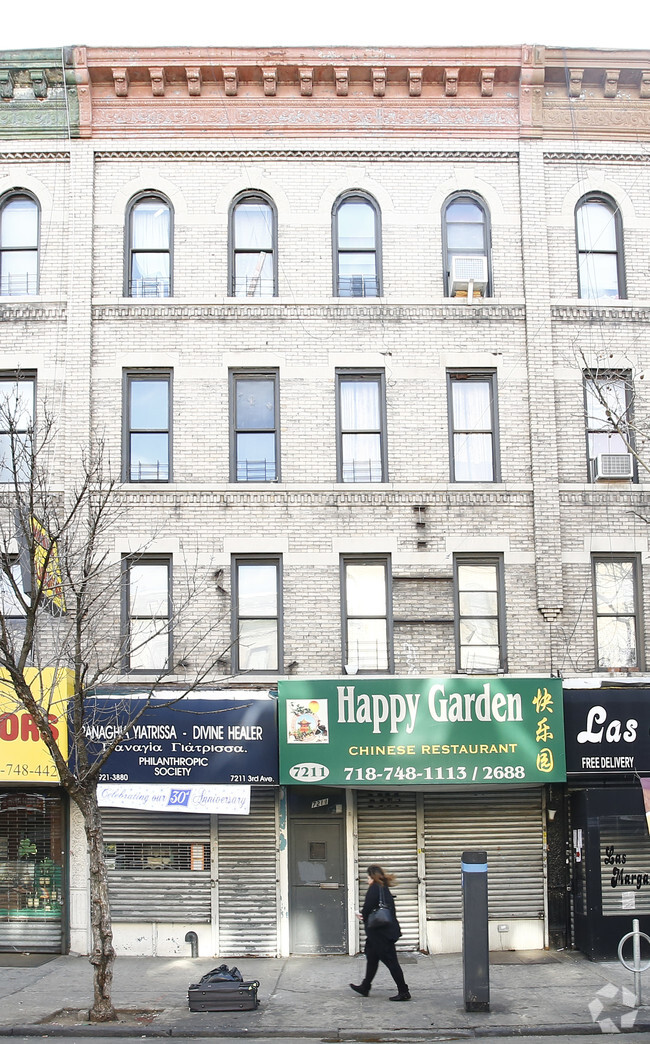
[188,964,260,1011]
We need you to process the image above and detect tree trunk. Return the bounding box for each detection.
[73,785,117,1022]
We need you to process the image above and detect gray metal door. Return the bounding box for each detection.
[289,817,346,953]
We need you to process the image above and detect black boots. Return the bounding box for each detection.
[389,988,411,1001]
[350,982,370,996]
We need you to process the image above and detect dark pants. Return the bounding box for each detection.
[362,936,407,992]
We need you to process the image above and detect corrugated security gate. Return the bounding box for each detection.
[356,790,419,950]
[102,808,211,923]
[424,789,544,921]
[216,788,279,956]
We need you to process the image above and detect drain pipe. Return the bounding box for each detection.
[185,931,199,958]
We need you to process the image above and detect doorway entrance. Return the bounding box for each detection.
[288,788,347,953]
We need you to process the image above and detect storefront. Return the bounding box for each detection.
[564,685,650,959]
[0,669,70,952]
[69,690,279,958]
[279,676,566,955]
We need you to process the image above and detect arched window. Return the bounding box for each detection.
[333,194,381,298]
[0,193,39,296]
[443,194,490,298]
[126,194,172,298]
[575,195,625,300]
[230,193,277,297]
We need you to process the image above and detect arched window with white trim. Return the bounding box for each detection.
[229,193,277,297]
[125,193,172,298]
[575,194,625,300]
[333,193,381,298]
[0,192,39,296]
[443,193,491,298]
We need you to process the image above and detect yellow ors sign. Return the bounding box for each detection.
[0,668,71,783]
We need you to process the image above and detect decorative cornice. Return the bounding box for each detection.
[92,301,526,322]
[552,304,650,321]
[0,301,67,322]
[543,150,649,162]
[0,150,70,161]
[94,147,520,162]
[560,489,650,505]
[111,488,534,509]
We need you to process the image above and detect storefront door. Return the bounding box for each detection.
[288,789,346,953]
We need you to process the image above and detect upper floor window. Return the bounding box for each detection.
[593,555,641,669]
[448,371,500,482]
[341,556,392,673]
[584,371,634,482]
[336,371,387,483]
[124,371,171,482]
[454,555,506,673]
[443,194,490,298]
[232,557,282,673]
[126,194,172,298]
[576,195,625,300]
[231,371,279,481]
[0,193,39,297]
[230,194,277,297]
[0,374,35,483]
[333,194,381,298]
[124,557,171,671]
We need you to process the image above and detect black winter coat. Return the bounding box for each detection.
[361,881,402,951]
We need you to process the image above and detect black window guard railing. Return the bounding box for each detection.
[338,276,379,298]
[237,459,277,481]
[0,273,38,296]
[130,460,169,481]
[342,459,383,482]
[129,278,171,298]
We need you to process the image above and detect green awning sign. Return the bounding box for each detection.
[278,676,565,786]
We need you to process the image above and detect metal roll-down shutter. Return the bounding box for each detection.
[101,808,211,922]
[356,790,419,950]
[216,788,279,956]
[424,788,544,920]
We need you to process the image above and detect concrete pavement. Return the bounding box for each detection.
[1,949,649,1038]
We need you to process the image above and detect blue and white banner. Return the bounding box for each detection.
[97,782,251,815]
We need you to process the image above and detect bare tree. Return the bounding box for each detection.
[0,388,226,1021]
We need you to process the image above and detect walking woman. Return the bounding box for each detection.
[350,864,411,1001]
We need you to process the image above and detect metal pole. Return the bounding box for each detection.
[633,919,642,1007]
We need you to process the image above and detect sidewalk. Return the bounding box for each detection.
[1,949,650,1039]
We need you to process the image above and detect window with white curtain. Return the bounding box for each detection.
[454,556,506,673]
[341,557,392,672]
[584,371,633,481]
[336,371,386,482]
[0,193,39,296]
[124,557,171,671]
[593,556,641,669]
[0,374,35,483]
[233,557,282,672]
[230,194,276,297]
[576,195,625,300]
[448,371,499,482]
[333,194,381,297]
[126,195,172,297]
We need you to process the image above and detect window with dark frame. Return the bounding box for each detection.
[231,372,279,482]
[336,371,386,483]
[443,193,490,297]
[233,557,281,673]
[0,193,39,297]
[576,195,625,300]
[124,372,171,482]
[0,374,35,484]
[448,371,499,482]
[230,194,277,297]
[593,555,641,669]
[124,557,171,672]
[454,556,505,673]
[126,195,172,298]
[333,194,381,298]
[584,371,633,481]
[341,557,391,673]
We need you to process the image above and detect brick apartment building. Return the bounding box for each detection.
[1,44,650,960]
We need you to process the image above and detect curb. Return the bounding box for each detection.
[3,1023,650,1040]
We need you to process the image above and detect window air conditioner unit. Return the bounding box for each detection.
[594,453,634,480]
[450,255,488,297]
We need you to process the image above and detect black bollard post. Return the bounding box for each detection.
[462,849,489,1012]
